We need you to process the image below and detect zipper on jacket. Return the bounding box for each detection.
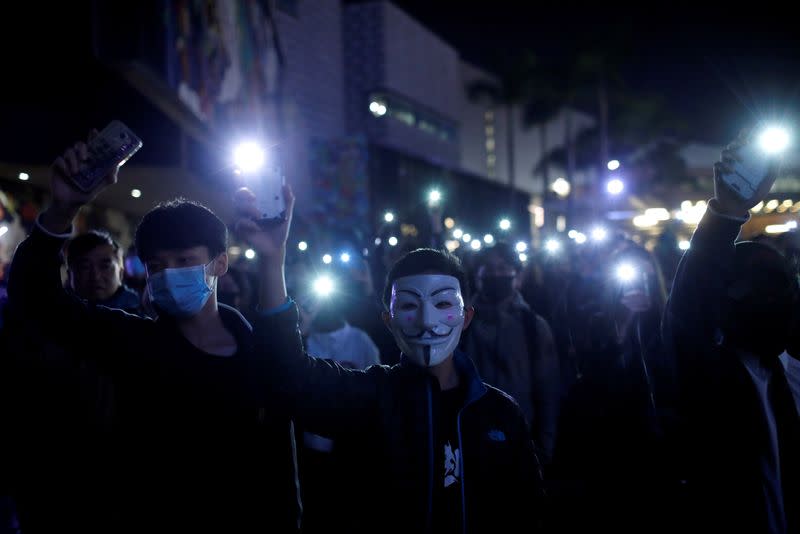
[426,382,434,532]
[457,410,467,534]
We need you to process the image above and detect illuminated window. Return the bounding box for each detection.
[485,108,497,178]
[368,92,456,142]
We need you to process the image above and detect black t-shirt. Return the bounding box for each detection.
[431,384,467,534]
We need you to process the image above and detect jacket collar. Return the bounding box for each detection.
[398,349,487,404]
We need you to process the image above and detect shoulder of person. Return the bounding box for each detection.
[481,383,524,413]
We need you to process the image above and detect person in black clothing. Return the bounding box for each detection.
[65,230,143,315]
[4,133,300,533]
[234,188,543,533]
[551,239,678,533]
[664,132,800,534]
[461,242,560,464]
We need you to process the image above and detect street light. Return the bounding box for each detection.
[484,234,494,244]
[384,212,395,223]
[388,236,398,247]
[515,241,527,253]
[322,254,333,264]
[453,228,463,239]
[428,189,442,206]
[607,160,620,171]
[499,219,511,231]
[244,249,256,260]
[678,240,691,251]
[462,233,472,243]
[298,241,308,251]
[340,252,351,263]
[470,239,481,250]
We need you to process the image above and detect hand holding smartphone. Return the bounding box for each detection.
[718,126,789,203]
[69,120,142,193]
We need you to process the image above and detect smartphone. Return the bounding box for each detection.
[720,142,775,201]
[251,150,286,223]
[70,121,143,193]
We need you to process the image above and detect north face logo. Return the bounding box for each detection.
[487,429,506,442]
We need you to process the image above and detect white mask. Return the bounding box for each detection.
[389,274,466,367]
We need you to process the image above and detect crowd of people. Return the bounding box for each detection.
[0,131,798,534]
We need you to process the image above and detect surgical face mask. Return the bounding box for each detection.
[389,274,465,367]
[147,260,216,318]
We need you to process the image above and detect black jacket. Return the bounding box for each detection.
[255,306,543,533]
[664,202,789,533]
[4,226,300,533]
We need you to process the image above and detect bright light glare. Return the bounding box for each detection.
[313,276,335,297]
[499,219,511,231]
[18,172,29,181]
[453,228,463,239]
[591,227,607,241]
[462,233,472,243]
[515,241,528,252]
[544,239,561,254]
[322,254,333,264]
[607,160,620,171]
[233,142,266,173]
[518,253,528,262]
[552,178,571,197]
[444,217,455,229]
[678,240,691,251]
[384,212,395,223]
[470,239,482,250]
[574,233,587,244]
[0,225,8,238]
[484,234,494,244]
[428,190,442,205]
[244,249,256,260]
[388,236,398,247]
[758,126,790,155]
[369,101,387,116]
[298,241,308,251]
[606,178,624,195]
[616,263,636,282]
[130,189,142,198]
[568,230,578,239]
[340,252,351,263]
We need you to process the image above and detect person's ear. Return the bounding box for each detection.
[212,253,229,277]
[463,306,476,330]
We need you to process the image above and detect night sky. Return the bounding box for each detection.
[393,0,800,144]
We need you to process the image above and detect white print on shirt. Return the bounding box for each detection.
[444,441,461,488]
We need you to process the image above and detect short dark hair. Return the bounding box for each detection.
[730,241,798,302]
[66,230,121,268]
[135,199,228,262]
[477,241,521,272]
[382,248,470,308]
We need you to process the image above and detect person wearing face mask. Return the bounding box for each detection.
[664,132,800,534]
[550,242,678,534]
[3,134,301,533]
[238,190,543,533]
[460,242,560,465]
